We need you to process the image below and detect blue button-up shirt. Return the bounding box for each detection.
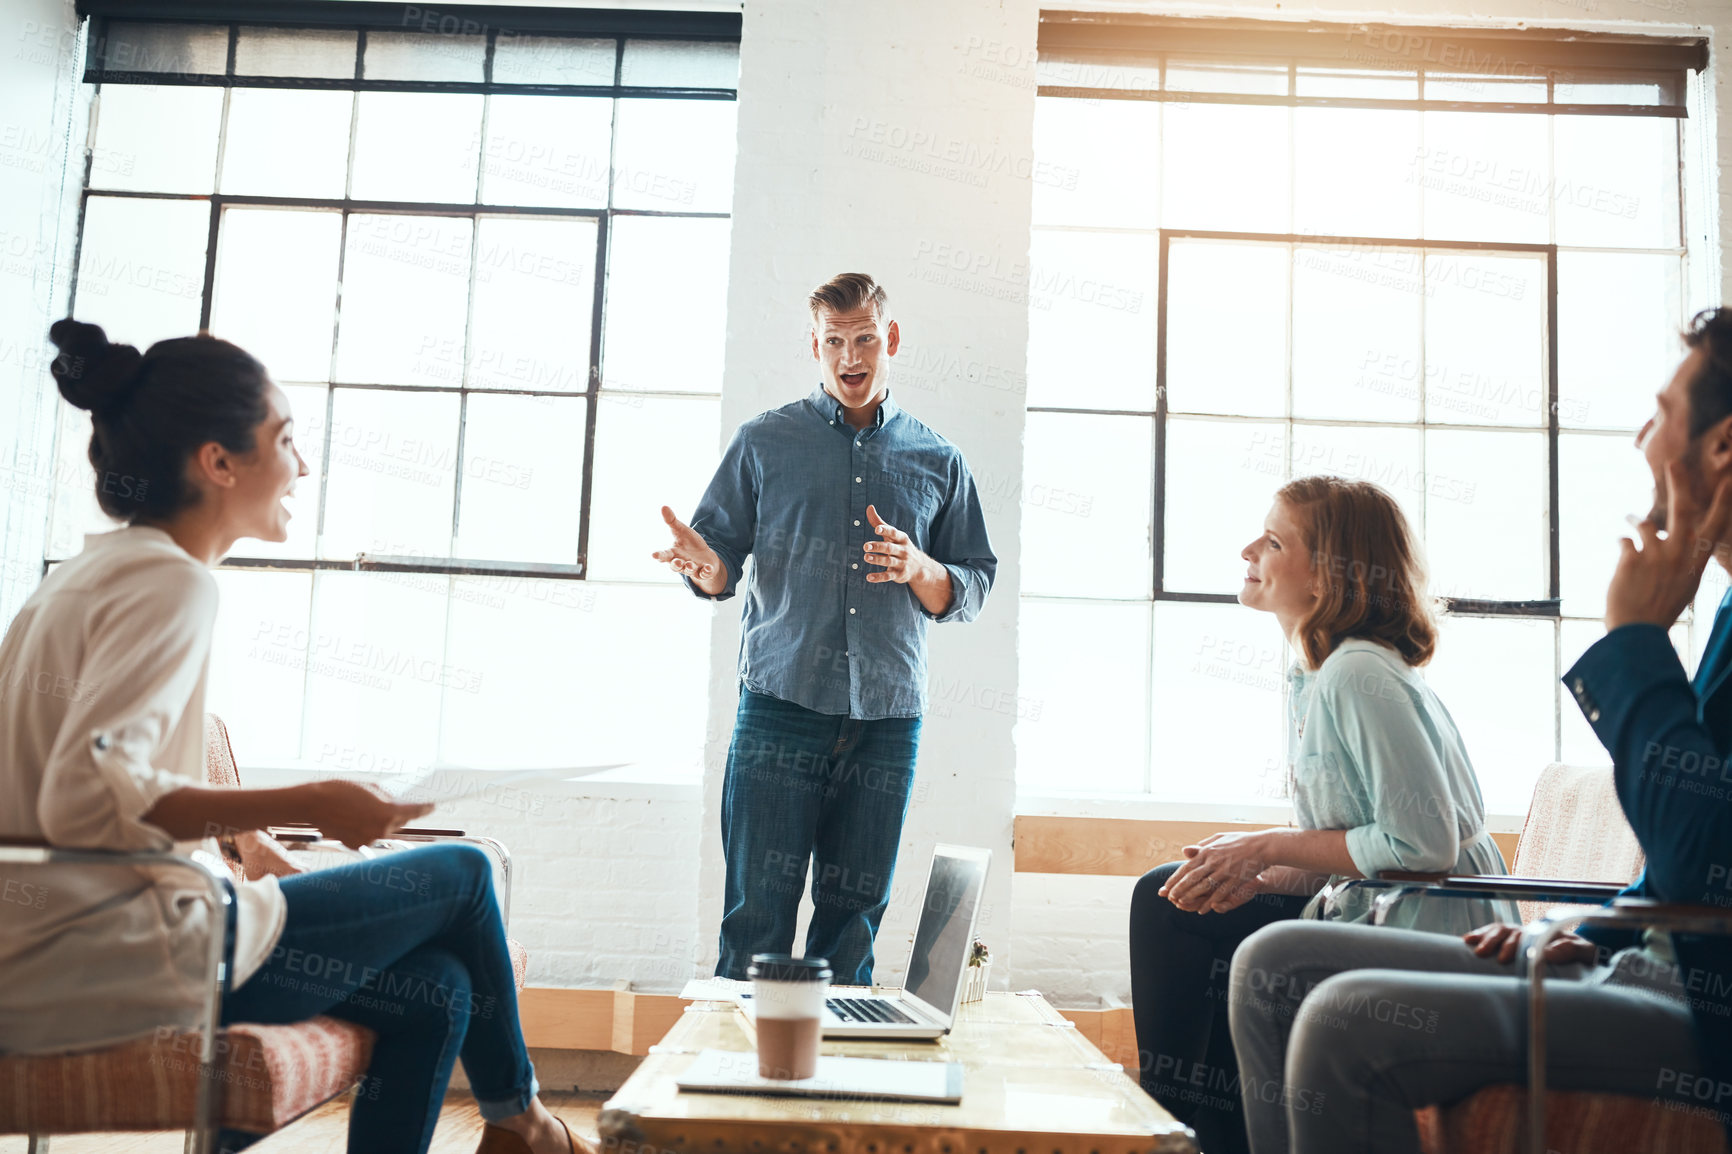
[685,386,997,719]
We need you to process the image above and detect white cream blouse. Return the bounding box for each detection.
[0,526,286,1054]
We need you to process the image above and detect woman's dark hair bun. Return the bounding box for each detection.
[49,318,145,414]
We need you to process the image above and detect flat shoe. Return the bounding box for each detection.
[475,1117,591,1154]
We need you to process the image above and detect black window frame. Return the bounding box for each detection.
[62,2,741,583]
[1029,13,1703,622]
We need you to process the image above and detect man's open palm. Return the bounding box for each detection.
[651,506,724,591]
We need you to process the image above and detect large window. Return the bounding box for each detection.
[1019,18,1707,813]
[50,9,739,775]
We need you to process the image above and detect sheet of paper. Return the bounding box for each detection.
[381,765,627,803]
[675,1048,964,1104]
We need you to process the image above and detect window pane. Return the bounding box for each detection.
[234,26,357,79]
[1559,252,1682,431]
[454,582,702,767]
[482,96,612,209]
[1163,103,1289,232]
[1026,230,1158,410]
[1559,432,1651,619]
[363,30,485,82]
[1021,413,1152,599]
[1288,425,1425,533]
[88,84,222,194]
[1166,59,1287,95]
[1293,245,1422,422]
[220,88,351,198]
[455,393,587,564]
[73,196,209,350]
[1296,68,1417,98]
[1016,600,1149,794]
[1164,419,1284,593]
[1167,239,1284,418]
[444,582,710,771]
[1554,115,1679,249]
[241,383,326,561]
[1419,112,1548,243]
[1425,615,1555,816]
[1424,74,1546,103]
[1150,601,1287,804]
[210,208,341,383]
[602,216,729,392]
[468,216,596,392]
[350,92,483,203]
[100,22,227,75]
[586,396,721,581]
[1295,108,1420,238]
[302,570,449,774]
[320,389,459,560]
[1034,50,1159,92]
[208,569,311,763]
[1030,97,1159,229]
[493,34,615,85]
[612,98,736,212]
[335,214,473,387]
[1423,251,1547,427]
[1424,428,1548,601]
[1556,73,1676,107]
[620,39,739,88]
[46,402,110,559]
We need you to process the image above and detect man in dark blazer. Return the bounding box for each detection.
[1226,307,1732,1154]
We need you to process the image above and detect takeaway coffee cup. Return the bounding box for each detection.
[747,953,831,1080]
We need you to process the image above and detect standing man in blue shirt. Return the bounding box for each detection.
[651,273,997,983]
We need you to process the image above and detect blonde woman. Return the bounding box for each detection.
[1126,475,1509,1154]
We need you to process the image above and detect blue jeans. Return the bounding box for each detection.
[220,844,537,1154]
[716,687,921,985]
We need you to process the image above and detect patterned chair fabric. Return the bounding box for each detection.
[1415,1085,1727,1154]
[1509,763,1646,924]
[0,1017,375,1135]
[3,716,529,1139]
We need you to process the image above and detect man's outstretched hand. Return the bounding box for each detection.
[1606,462,1732,631]
[651,506,726,595]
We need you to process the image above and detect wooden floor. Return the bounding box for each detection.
[0,1092,604,1153]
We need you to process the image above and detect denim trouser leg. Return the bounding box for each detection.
[219,844,537,1154]
[716,689,921,984]
[804,712,920,985]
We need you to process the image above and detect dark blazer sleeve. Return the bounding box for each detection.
[1564,624,1732,905]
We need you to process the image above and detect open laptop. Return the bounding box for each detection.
[742,843,992,1040]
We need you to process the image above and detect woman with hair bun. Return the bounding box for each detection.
[1125,475,1512,1154]
[0,321,587,1154]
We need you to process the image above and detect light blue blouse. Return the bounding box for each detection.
[1288,639,1517,933]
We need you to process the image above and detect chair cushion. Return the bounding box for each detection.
[204,714,243,789]
[508,937,529,992]
[1415,1084,1727,1154]
[1511,763,1646,923]
[0,1016,375,1135]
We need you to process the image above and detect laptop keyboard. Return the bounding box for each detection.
[827,996,919,1025]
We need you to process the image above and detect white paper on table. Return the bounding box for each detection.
[680,976,752,1002]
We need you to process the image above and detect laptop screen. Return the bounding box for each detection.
[903,848,988,1020]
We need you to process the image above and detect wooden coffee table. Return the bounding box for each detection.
[597,989,1197,1153]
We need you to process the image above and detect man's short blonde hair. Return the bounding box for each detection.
[808,273,890,324]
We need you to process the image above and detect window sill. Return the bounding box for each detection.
[1015,791,1527,833]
